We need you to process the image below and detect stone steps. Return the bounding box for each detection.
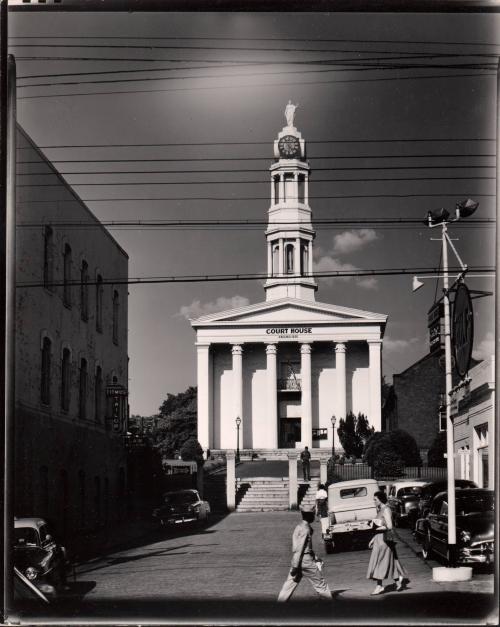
[236,478,289,512]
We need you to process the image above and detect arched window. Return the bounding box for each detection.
[80,260,89,321]
[79,358,88,420]
[43,226,54,290]
[301,243,308,276]
[273,176,280,203]
[41,337,51,405]
[272,244,279,276]
[96,274,103,333]
[61,348,71,411]
[112,290,119,345]
[285,243,294,274]
[94,366,102,422]
[63,243,72,307]
[298,174,305,203]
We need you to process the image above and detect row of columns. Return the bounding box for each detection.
[271,171,309,205]
[197,340,382,451]
[266,239,313,277]
[226,450,329,511]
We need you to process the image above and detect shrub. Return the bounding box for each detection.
[363,429,421,467]
[373,444,405,478]
[427,431,447,467]
[180,437,205,466]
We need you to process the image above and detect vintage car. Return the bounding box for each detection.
[323,479,381,553]
[14,517,69,594]
[415,488,494,565]
[14,566,55,605]
[387,480,429,528]
[415,479,478,526]
[152,489,211,526]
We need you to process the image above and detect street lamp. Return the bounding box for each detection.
[235,416,241,463]
[331,415,336,465]
[417,199,478,579]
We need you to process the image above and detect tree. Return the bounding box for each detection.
[427,431,447,467]
[337,412,373,458]
[180,437,204,466]
[363,429,422,468]
[373,444,405,478]
[153,386,198,459]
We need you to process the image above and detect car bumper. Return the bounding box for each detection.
[324,520,372,538]
[459,545,494,564]
[161,516,199,525]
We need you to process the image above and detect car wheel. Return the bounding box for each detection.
[324,540,334,554]
[422,531,433,560]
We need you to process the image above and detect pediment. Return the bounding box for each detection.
[191,298,387,326]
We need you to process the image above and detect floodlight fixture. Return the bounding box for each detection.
[455,198,479,220]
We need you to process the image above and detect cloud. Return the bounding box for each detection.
[314,255,379,290]
[383,336,420,352]
[472,331,495,361]
[177,295,250,320]
[332,229,379,255]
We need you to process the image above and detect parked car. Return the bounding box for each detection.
[415,479,478,527]
[14,566,55,605]
[14,518,69,595]
[415,488,494,565]
[323,479,381,553]
[152,489,211,527]
[388,480,429,528]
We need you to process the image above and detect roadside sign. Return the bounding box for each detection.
[453,283,474,377]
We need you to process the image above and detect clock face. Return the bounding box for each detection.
[278,135,300,158]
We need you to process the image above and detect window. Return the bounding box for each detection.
[63,244,72,307]
[41,337,51,405]
[273,176,280,203]
[96,275,103,332]
[80,260,89,321]
[285,243,294,273]
[112,290,119,345]
[43,226,54,290]
[272,244,279,276]
[298,174,305,203]
[94,366,102,422]
[79,358,88,420]
[301,244,308,276]
[60,348,71,412]
[339,487,367,499]
[439,500,449,516]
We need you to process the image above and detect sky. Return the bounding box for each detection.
[9,9,498,417]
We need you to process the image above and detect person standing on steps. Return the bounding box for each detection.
[300,446,311,481]
[367,490,408,595]
[277,509,332,602]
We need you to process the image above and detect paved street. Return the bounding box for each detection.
[43,511,496,624]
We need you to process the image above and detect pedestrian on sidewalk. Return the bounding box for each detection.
[277,509,332,602]
[300,446,311,481]
[315,483,329,537]
[367,490,408,595]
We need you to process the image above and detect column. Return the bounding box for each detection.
[267,241,272,278]
[308,241,313,276]
[305,174,309,204]
[335,343,347,421]
[266,344,278,448]
[232,344,243,449]
[196,343,211,452]
[278,239,284,275]
[300,343,312,448]
[288,451,298,509]
[294,237,301,277]
[226,450,236,511]
[271,176,275,205]
[320,458,328,484]
[368,340,382,432]
[280,174,285,204]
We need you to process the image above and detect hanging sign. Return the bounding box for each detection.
[453,283,474,377]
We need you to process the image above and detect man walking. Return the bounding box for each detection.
[300,446,311,481]
[277,509,332,602]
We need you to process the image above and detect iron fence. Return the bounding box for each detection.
[329,463,447,483]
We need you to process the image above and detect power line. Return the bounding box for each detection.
[17,71,496,100]
[17,265,495,289]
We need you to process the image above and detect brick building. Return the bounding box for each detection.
[14,126,129,550]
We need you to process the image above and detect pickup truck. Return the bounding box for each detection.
[322,479,379,553]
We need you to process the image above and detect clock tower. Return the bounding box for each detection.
[264,104,317,302]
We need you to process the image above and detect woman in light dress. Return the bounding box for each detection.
[367,490,408,595]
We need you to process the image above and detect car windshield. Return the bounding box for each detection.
[399,487,423,496]
[456,494,494,515]
[164,492,198,505]
[14,528,39,546]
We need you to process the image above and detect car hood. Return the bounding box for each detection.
[400,494,420,503]
[457,512,494,542]
[14,546,51,570]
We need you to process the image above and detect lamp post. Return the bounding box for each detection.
[235,416,241,463]
[414,199,478,580]
[331,415,336,466]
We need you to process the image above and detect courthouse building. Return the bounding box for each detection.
[191,108,388,455]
